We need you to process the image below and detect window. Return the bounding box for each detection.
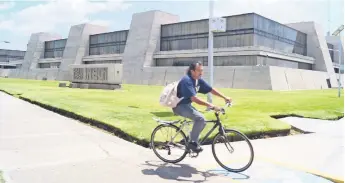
[89,30,128,55]
[83,60,121,64]
[44,39,67,58]
[253,14,307,56]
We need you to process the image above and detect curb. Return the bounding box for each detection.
[0,90,310,148]
[0,90,151,148]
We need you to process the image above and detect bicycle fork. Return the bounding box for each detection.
[219,125,234,153]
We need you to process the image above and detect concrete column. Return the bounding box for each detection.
[19,32,61,79]
[57,23,108,81]
[122,10,179,84]
[286,22,338,87]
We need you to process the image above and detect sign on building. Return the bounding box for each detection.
[69,64,122,85]
[210,17,226,32]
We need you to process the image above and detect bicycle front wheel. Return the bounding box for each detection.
[212,129,254,172]
[150,124,189,164]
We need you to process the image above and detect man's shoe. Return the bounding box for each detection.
[188,141,203,153]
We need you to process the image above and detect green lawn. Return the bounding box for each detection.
[0,171,4,183]
[0,78,343,145]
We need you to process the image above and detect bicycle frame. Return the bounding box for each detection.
[170,112,226,146]
[199,112,226,145]
[158,103,232,147]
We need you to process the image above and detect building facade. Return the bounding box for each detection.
[0,11,343,90]
[0,49,25,69]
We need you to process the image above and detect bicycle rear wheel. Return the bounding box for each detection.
[150,124,188,163]
[212,129,254,172]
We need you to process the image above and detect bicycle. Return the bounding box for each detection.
[150,102,254,173]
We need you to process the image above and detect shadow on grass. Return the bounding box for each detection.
[151,111,176,117]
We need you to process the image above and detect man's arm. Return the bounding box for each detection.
[211,88,226,100]
[191,96,214,108]
[211,88,232,103]
[198,79,232,104]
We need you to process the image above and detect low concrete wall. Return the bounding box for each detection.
[0,69,11,77]
[0,68,23,78]
[0,68,59,80]
[132,66,272,90]
[270,66,330,90]
[25,68,60,80]
[2,65,341,91]
[130,66,338,91]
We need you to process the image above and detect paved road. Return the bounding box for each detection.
[0,92,343,183]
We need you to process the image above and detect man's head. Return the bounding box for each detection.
[187,61,203,80]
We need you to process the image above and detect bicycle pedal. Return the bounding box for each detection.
[189,151,199,158]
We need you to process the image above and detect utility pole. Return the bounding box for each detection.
[207,0,214,105]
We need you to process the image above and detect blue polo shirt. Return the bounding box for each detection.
[176,74,213,105]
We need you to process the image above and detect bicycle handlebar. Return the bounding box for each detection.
[209,102,233,114]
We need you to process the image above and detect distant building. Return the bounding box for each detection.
[0,49,25,69]
[0,11,343,90]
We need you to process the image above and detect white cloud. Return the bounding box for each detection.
[89,20,111,27]
[0,20,14,30]
[0,0,131,34]
[0,2,15,10]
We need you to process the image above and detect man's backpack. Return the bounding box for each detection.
[159,81,184,108]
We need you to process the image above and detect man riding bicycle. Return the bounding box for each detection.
[173,61,232,153]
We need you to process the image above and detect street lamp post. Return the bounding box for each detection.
[327,47,342,98]
[335,48,342,98]
[206,0,226,109]
[207,0,214,105]
[317,44,343,97]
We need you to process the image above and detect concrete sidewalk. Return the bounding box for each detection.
[186,117,344,183]
[0,91,343,183]
[0,92,233,183]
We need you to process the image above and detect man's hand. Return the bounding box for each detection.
[224,96,232,104]
[209,104,222,112]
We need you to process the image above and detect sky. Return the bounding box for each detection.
[0,0,344,50]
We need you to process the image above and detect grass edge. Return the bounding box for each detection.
[1,89,343,148]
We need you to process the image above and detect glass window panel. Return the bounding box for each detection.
[90,35,97,44]
[171,40,179,50]
[214,36,222,48]
[188,22,195,35]
[90,48,96,55]
[161,26,168,37]
[198,38,207,49]
[120,45,125,53]
[191,38,198,49]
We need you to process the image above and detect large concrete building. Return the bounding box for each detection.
[0,11,343,90]
[0,49,25,69]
